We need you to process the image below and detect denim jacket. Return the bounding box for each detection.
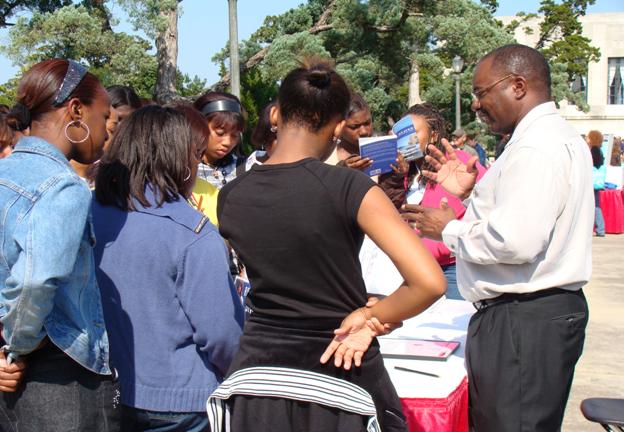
[0,136,110,374]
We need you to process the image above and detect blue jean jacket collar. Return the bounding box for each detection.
[12,136,73,170]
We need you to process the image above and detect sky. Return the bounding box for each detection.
[1,0,623,86]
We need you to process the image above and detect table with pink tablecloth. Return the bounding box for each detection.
[382,299,474,432]
[599,189,624,234]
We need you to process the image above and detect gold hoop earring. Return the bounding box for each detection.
[64,120,90,144]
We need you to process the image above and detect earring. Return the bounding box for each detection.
[64,120,90,144]
[333,137,341,145]
[184,167,191,182]
[270,125,277,133]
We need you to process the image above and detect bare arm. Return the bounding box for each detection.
[357,186,446,323]
[321,186,446,369]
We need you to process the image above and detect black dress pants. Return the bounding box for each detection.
[466,289,588,432]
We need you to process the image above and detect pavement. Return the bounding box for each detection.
[562,234,624,431]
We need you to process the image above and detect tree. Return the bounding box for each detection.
[1,5,158,96]
[211,0,512,133]
[117,0,182,104]
[0,0,71,28]
[0,1,205,103]
[504,0,600,111]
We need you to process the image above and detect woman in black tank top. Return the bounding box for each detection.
[213,59,447,432]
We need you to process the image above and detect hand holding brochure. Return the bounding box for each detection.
[358,135,397,177]
[379,338,460,361]
[392,115,424,161]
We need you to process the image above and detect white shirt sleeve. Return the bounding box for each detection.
[442,146,569,265]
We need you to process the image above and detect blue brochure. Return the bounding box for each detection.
[358,135,397,177]
[392,115,424,161]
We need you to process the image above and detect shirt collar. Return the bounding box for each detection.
[505,102,558,150]
[133,185,210,233]
[12,136,72,169]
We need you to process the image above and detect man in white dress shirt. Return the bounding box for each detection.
[403,45,593,432]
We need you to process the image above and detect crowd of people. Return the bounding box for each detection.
[0,43,597,432]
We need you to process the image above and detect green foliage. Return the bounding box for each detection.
[479,0,498,14]
[0,4,158,98]
[261,32,332,81]
[176,72,206,98]
[0,0,71,27]
[537,0,600,79]
[505,0,600,112]
[116,0,181,38]
[414,0,514,131]
[0,77,20,106]
[213,0,515,133]
[210,0,600,142]
[238,68,279,154]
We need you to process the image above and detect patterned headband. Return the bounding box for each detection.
[52,60,88,107]
[200,99,242,116]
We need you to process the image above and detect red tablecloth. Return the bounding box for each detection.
[600,189,624,234]
[400,377,469,432]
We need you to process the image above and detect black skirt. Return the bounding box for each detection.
[224,316,408,432]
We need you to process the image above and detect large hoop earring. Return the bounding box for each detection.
[64,120,90,144]
[184,167,192,182]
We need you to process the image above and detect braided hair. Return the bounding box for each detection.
[405,103,447,187]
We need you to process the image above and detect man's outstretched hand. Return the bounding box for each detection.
[422,139,478,200]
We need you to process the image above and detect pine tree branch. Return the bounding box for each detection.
[211,0,338,91]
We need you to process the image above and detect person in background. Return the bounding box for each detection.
[452,128,479,159]
[392,104,485,300]
[494,133,510,159]
[190,91,245,225]
[0,107,14,158]
[335,92,409,205]
[610,136,622,166]
[334,91,374,170]
[107,85,142,124]
[0,58,118,430]
[404,44,592,432]
[586,129,603,148]
[247,101,277,170]
[93,105,244,431]
[1,104,29,151]
[70,85,141,183]
[591,145,606,237]
[208,59,445,432]
[466,133,489,167]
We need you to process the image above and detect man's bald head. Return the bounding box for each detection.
[478,44,551,98]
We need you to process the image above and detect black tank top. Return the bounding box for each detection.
[218,157,376,327]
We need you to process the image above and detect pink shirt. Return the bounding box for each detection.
[419,150,486,266]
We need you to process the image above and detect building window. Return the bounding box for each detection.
[608,57,624,105]
[570,74,587,103]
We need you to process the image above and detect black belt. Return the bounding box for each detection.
[473,288,572,312]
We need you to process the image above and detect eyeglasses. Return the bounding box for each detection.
[471,74,517,101]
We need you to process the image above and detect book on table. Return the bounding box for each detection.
[379,338,460,361]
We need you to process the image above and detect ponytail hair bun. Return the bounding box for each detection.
[278,57,350,132]
[6,102,32,132]
[307,68,332,89]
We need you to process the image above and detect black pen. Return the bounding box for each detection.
[394,366,440,378]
